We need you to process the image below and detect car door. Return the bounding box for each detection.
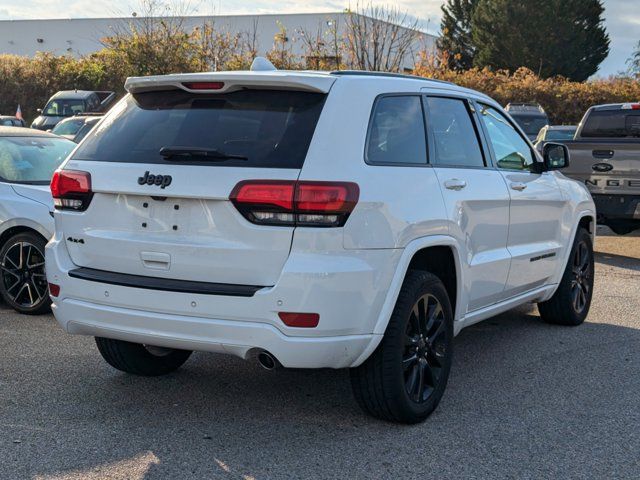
[476,103,567,297]
[424,95,512,312]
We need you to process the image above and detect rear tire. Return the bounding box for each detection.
[0,232,51,315]
[95,337,192,376]
[538,227,594,326]
[350,271,454,424]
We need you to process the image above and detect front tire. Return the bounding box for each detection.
[95,337,192,376]
[0,232,50,315]
[538,227,594,326]
[350,271,454,424]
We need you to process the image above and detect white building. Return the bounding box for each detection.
[0,13,436,71]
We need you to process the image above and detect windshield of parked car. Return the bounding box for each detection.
[546,128,577,141]
[510,115,549,136]
[72,90,326,168]
[52,118,85,136]
[43,99,86,117]
[0,136,75,184]
[581,110,640,138]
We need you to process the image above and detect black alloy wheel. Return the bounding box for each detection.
[403,293,447,403]
[350,271,453,423]
[538,227,594,326]
[570,239,592,315]
[0,232,51,315]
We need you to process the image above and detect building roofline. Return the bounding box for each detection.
[0,11,348,24]
[0,12,438,38]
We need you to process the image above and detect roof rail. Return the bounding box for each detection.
[329,70,455,86]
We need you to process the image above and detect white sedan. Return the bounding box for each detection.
[0,127,75,314]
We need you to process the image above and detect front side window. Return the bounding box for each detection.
[0,136,75,184]
[479,105,536,171]
[427,97,485,168]
[366,95,427,165]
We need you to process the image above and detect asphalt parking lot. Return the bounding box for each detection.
[1,227,639,480]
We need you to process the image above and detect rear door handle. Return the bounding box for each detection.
[510,182,527,191]
[444,179,467,191]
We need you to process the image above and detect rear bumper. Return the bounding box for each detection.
[53,299,376,368]
[46,233,400,368]
[592,194,640,221]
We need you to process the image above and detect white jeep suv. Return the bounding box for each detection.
[46,64,595,423]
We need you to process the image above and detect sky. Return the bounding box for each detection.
[0,0,637,77]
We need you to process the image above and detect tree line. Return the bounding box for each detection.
[0,0,638,125]
[438,0,611,81]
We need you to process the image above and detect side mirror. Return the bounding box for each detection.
[542,142,570,170]
[36,108,42,114]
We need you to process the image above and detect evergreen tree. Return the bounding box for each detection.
[437,0,478,70]
[472,0,610,81]
[628,41,640,77]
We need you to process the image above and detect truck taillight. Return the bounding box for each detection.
[230,180,359,227]
[50,170,93,211]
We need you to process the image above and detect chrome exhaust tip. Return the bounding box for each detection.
[257,351,278,370]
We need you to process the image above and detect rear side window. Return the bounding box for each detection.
[581,109,640,138]
[426,97,485,168]
[366,95,427,165]
[72,89,326,168]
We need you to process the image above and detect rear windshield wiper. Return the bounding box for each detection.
[159,146,248,161]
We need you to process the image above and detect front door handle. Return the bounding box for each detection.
[510,182,527,191]
[444,179,467,191]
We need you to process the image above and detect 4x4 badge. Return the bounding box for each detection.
[138,171,172,189]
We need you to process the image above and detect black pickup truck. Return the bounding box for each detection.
[562,102,640,235]
[31,90,116,131]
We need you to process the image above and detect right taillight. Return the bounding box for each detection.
[230,180,359,227]
[50,170,93,211]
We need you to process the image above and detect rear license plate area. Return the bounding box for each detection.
[141,197,186,232]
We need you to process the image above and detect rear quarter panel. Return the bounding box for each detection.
[298,77,449,250]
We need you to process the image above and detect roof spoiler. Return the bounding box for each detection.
[125,58,334,95]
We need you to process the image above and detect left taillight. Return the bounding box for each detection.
[50,170,93,211]
[230,180,359,227]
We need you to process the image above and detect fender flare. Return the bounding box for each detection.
[0,218,53,245]
[351,235,464,367]
[539,208,596,302]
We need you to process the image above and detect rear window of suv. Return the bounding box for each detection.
[72,89,326,168]
[581,109,640,138]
